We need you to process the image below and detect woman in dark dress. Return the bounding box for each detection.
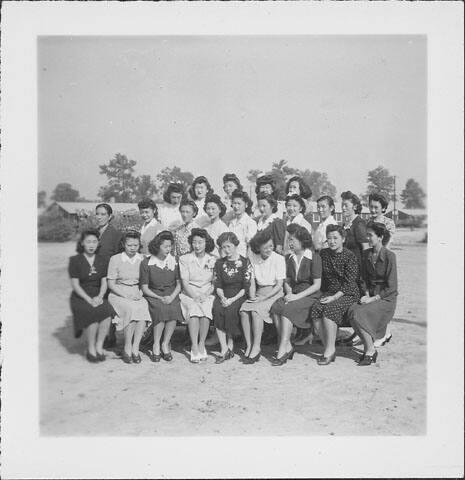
[347,222,398,365]
[68,229,116,362]
[140,231,183,362]
[255,192,286,254]
[311,224,360,365]
[212,232,252,363]
[271,224,322,365]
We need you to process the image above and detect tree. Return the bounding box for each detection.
[365,166,395,202]
[51,183,80,202]
[400,178,426,209]
[133,174,158,201]
[37,190,47,208]
[300,170,337,199]
[98,153,138,202]
[156,166,194,193]
[246,169,263,185]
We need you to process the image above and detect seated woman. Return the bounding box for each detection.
[222,173,243,225]
[138,198,162,256]
[254,174,285,219]
[188,176,213,228]
[347,222,398,365]
[95,203,123,263]
[285,175,313,220]
[179,228,216,363]
[204,193,229,257]
[173,199,199,257]
[228,190,257,258]
[368,193,396,248]
[283,194,313,256]
[68,229,116,362]
[271,224,322,365]
[212,232,252,363]
[240,229,286,364]
[140,231,183,362]
[313,195,338,252]
[255,192,286,254]
[310,224,360,365]
[107,231,151,364]
[158,183,184,232]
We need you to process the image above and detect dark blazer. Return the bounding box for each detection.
[97,225,123,262]
[360,246,398,300]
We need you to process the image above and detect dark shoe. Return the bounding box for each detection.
[382,334,392,346]
[122,352,132,364]
[317,352,336,365]
[162,351,173,362]
[215,349,234,364]
[150,352,162,363]
[96,352,106,362]
[243,351,261,364]
[86,352,100,363]
[358,351,378,366]
[132,353,142,364]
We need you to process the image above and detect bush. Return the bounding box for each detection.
[38,214,76,242]
[78,213,143,233]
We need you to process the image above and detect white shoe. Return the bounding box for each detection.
[374,333,393,347]
[199,348,208,362]
[190,351,200,364]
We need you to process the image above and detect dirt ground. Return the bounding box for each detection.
[39,228,426,436]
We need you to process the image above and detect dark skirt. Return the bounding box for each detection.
[347,298,397,339]
[310,293,358,326]
[271,292,322,329]
[212,295,245,336]
[146,296,183,326]
[70,293,116,337]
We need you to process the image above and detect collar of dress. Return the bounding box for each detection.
[290,248,313,263]
[148,254,176,270]
[257,213,277,230]
[287,213,304,226]
[141,218,159,234]
[121,252,143,264]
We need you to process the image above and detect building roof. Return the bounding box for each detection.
[48,201,140,214]
[307,201,370,214]
[386,208,427,217]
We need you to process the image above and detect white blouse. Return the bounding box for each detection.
[313,215,338,251]
[249,251,286,287]
[228,214,258,257]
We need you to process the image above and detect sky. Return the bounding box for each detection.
[38,35,426,201]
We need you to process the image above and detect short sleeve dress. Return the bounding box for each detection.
[107,253,151,330]
[68,254,116,338]
[271,250,322,328]
[178,252,216,321]
[212,256,252,336]
[310,247,360,326]
[139,254,183,325]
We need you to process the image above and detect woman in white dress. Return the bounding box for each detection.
[313,195,338,252]
[222,173,243,225]
[228,190,257,258]
[107,231,151,364]
[138,198,163,256]
[285,175,313,217]
[158,183,184,232]
[254,174,285,219]
[204,193,229,258]
[283,194,313,255]
[188,176,214,228]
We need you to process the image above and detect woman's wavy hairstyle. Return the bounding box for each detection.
[204,193,227,218]
[285,194,307,215]
[163,183,185,204]
[368,193,389,212]
[366,221,391,246]
[317,195,336,216]
[249,229,274,254]
[222,173,243,192]
[76,228,100,253]
[256,192,278,214]
[341,190,362,215]
[286,223,313,250]
[95,203,113,218]
[188,176,213,201]
[179,199,199,218]
[118,230,142,253]
[216,231,240,248]
[326,223,346,239]
[231,190,253,216]
[137,198,158,218]
[148,230,174,256]
[188,228,215,253]
[285,176,312,200]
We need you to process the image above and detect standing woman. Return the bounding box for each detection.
[188,176,214,228]
[222,173,243,225]
[179,229,216,363]
[313,195,338,252]
[255,174,285,219]
[283,194,313,255]
[158,183,184,232]
[140,231,183,362]
[173,199,199,257]
[212,232,253,363]
[271,224,322,365]
[68,229,116,362]
[138,199,162,256]
[95,203,123,262]
[204,193,229,257]
[255,192,286,254]
[310,225,360,365]
[240,229,286,364]
[228,190,258,258]
[368,193,396,248]
[285,175,313,218]
[340,191,369,268]
[348,222,398,365]
[107,231,151,364]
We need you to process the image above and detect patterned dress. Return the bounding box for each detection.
[173,221,197,257]
[311,247,360,326]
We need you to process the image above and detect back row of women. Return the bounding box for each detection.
[68,173,398,368]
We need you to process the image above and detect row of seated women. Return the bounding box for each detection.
[69,217,398,367]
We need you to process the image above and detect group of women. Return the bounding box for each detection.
[68,173,398,368]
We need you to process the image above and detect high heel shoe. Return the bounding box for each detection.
[150,352,162,363]
[243,351,261,364]
[96,352,106,362]
[190,351,200,364]
[271,348,295,366]
[86,352,100,363]
[215,349,234,364]
[294,332,313,346]
[199,348,208,362]
[317,352,336,365]
[358,350,378,366]
[374,333,392,347]
[132,353,142,364]
[122,352,132,364]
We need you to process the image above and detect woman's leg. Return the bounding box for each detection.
[321,316,337,357]
[313,317,324,347]
[132,321,146,355]
[188,316,200,356]
[216,328,228,355]
[123,322,136,355]
[277,316,293,358]
[350,317,376,355]
[198,317,210,353]
[226,333,234,352]
[240,312,252,356]
[162,320,177,353]
[96,318,111,355]
[272,313,281,347]
[250,312,264,357]
[85,323,99,356]
[152,322,165,355]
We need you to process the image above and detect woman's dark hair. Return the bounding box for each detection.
[179,199,199,218]
[216,231,240,248]
[249,229,274,254]
[255,174,276,197]
[204,193,227,218]
[286,223,313,250]
[317,195,336,216]
[188,228,215,253]
[366,221,391,246]
[223,173,243,191]
[286,176,312,200]
[256,192,278,213]
[231,190,253,215]
[189,176,213,201]
[76,228,100,253]
[137,198,158,217]
[368,193,389,212]
[163,183,185,204]
[326,224,346,239]
[119,230,142,253]
[95,203,113,216]
[285,194,307,215]
[148,230,174,256]
[341,190,362,215]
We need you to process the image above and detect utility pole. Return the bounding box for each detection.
[393,175,397,223]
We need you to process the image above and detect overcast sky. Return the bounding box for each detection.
[38,35,426,201]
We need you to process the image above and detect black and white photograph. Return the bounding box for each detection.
[1,2,463,479]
